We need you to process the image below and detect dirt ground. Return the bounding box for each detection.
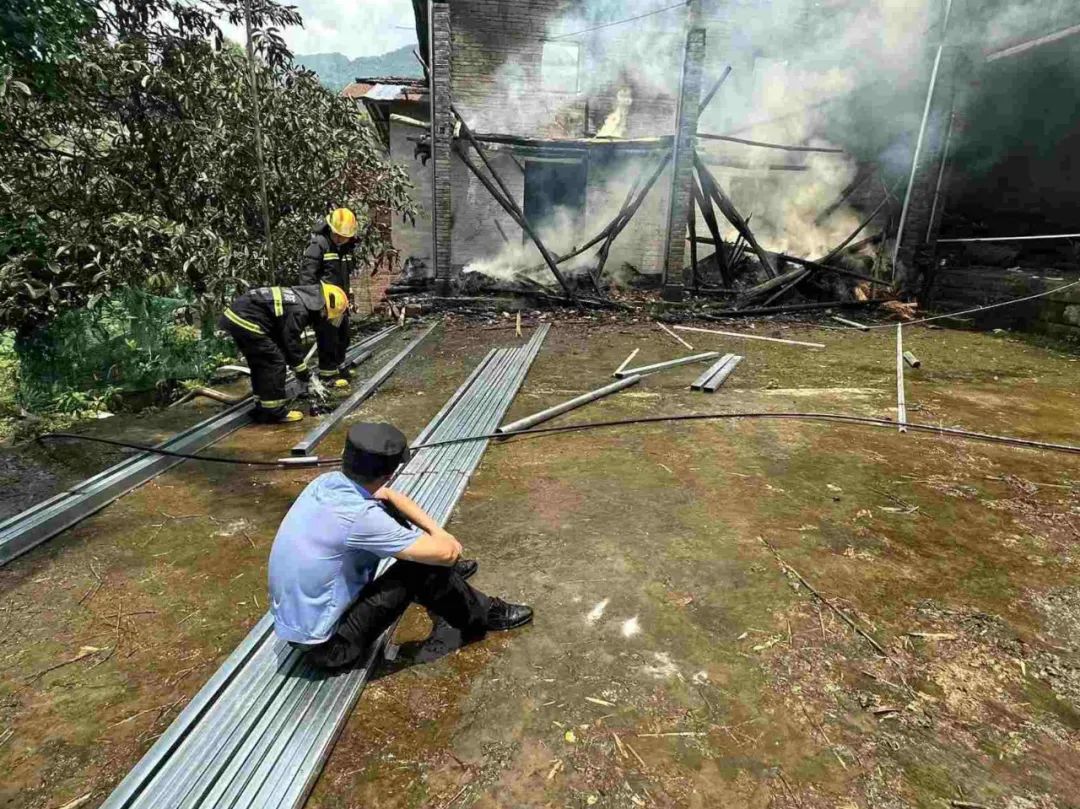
[2,316,1080,809]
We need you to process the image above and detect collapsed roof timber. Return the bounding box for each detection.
[344,0,1080,331]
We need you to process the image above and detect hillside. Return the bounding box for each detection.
[295,45,421,91]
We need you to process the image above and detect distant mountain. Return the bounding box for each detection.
[295,45,422,91]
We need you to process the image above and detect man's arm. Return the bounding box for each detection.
[374,487,463,566]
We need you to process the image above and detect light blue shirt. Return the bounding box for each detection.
[268,472,421,644]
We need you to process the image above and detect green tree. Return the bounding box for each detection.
[0,0,415,339]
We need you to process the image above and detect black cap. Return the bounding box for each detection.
[342,423,410,480]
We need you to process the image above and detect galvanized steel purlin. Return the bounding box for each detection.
[99,325,550,809]
[0,328,399,569]
[290,322,440,457]
[690,354,735,390]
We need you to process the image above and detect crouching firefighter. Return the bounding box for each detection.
[218,283,349,424]
[301,207,359,390]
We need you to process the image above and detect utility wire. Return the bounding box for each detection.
[36,412,1080,476]
[550,1,690,40]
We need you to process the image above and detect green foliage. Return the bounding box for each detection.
[0,0,416,341]
[294,46,422,92]
[0,0,96,82]
[13,290,231,412]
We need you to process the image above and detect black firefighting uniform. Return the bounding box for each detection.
[300,220,355,380]
[217,286,323,422]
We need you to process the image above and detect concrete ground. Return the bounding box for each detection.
[2,318,1080,809]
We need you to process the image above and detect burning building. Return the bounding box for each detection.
[360,0,1080,331]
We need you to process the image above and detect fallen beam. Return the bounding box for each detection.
[833,315,870,331]
[690,354,735,390]
[699,132,845,154]
[698,65,732,114]
[497,375,642,434]
[694,154,778,277]
[701,355,743,392]
[674,325,826,349]
[290,323,439,457]
[985,21,1080,62]
[616,352,721,378]
[613,348,640,376]
[701,299,880,319]
[937,233,1080,244]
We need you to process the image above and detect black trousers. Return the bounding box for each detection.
[316,310,350,378]
[222,324,289,422]
[304,560,490,670]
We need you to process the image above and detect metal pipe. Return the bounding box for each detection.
[497,375,642,434]
[903,350,922,369]
[896,325,908,433]
[616,351,721,378]
[892,0,953,279]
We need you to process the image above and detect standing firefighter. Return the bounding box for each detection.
[301,208,359,389]
[219,283,349,424]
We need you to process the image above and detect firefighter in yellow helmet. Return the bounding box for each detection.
[300,208,359,390]
[218,283,349,424]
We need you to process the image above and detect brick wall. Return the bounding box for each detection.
[430,2,454,286]
[932,265,1080,341]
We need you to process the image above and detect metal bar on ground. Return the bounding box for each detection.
[674,325,826,349]
[0,330,395,568]
[497,375,642,434]
[656,321,693,350]
[904,350,921,369]
[290,323,439,457]
[832,315,870,331]
[896,325,908,433]
[702,355,743,392]
[613,349,639,377]
[616,352,721,378]
[99,327,551,809]
[690,354,735,390]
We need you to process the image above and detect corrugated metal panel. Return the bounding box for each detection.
[363,84,407,101]
[101,325,550,809]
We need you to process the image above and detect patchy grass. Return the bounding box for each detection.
[1,319,1080,808]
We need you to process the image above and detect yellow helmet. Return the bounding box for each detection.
[321,282,349,326]
[326,208,358,239]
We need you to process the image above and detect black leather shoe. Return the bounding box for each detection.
[485,598,533,631]
[453,559,478,580]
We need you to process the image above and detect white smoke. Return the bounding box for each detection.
[456,0,1069,279]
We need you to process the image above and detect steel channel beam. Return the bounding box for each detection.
[691,354,735,390]
[402,350,518,509]
[616,351,721,378]
[290,323,438,456]
[0,332,392,570]
[424,330,549,522]
[411,350,496,447]
[101,331,549,809]
[702,356,743,392]
[98,614,277,808]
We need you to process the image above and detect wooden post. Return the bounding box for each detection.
[695,154,777,277]
[691,171,731,286]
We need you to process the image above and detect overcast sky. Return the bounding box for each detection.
[222,0,418,58]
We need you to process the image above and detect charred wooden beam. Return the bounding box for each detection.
[698,65,732,114]
[814,164,874,225]
[452,143,574,299]
[702,299,881,319]
[699,132,845,155]
[691,174,732,286]
[452,108,576,300]
[819,193,891,264]
[694,154,778,277]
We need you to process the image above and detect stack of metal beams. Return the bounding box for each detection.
[100,324,549,809]
[0,326,399,568]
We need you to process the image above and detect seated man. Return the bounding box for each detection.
[268,422,533,670]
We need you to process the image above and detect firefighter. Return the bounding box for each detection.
[219,282,349,424]
[301,207,359,390]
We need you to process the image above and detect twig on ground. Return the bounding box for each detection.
[800,706,847,770]
[759,537,890,658]
[624,739,648,769]
[109,697,185,728]
[25,648,105,683]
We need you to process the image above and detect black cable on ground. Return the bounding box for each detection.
[36,411,1080,474]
